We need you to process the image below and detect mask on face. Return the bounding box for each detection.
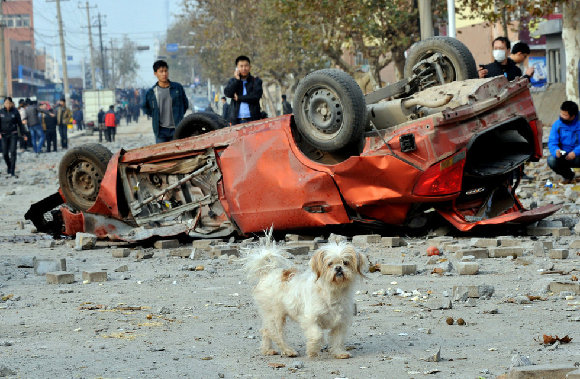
[493,49,506,62]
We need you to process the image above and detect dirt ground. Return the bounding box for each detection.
[0,116,579,379]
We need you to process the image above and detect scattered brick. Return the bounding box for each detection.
[286,241,318,250]
[112,248,131,258]
[153,239,180,249]
[380,237,401,247]
[136,250,154,260]
[549,249,569,259]
[532,242,545,257]
[452,285,494,300]
[169,248,193,258]
[17,256,36,268]
[75,233,97,251]
[286,246,310,256]
[352,234,381,246]
[526,226,571,237]
[549,281,580,295]
[114,265,128,272]
[192,239,223,249]
[489,247,524,258]
[455,248,488,259]
[456,262,479,275]
[472,238,499,248]
[497,364,576,379]
[209,246,239,258]
[570,240,580,249]
[46,271,75,284]
[34,258,66,275]
[379,263,416,275]
[82,271,108,283]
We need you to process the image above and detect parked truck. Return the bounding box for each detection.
[82,89,116,133]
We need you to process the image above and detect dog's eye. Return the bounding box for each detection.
[327,262,333,267]
[343,260,349,266]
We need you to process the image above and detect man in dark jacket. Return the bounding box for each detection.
[477,37,522,81]
[281,94,293,115]
[97,108,105,142]
[142,60,189,143]
[56,98,72,149]
[0,97,26,176]
[26,99,44,154]
[224,55,263,125]
[40,103,58,152]
[220,97,230,121]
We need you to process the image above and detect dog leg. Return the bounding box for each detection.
[260,327,278,356]
[304,324,323,358]
[266,314,298,357]
[329,324,351,359]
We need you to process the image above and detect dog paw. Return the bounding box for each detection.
[307,351,319,358]
[334,352,351,359]
[262,349,279,356]
[282,349,298,357]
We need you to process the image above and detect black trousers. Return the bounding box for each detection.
[105,127,116,142]
[46,129,57,152]
[58,124,68,148]
[1,132,18,175]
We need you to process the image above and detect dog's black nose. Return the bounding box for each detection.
[335,266,343,273]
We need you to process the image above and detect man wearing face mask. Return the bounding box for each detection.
[547,101,580,184]
[477,37,522,81]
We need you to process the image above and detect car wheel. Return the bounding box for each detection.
[173,112,227,140]
[293,69,367,152]
[58,143,113,211]
[403,36,478,82]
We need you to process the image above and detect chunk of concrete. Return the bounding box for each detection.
[549,281,580,295]
[352,234,381,246]
[75,233,97,251]
[327,233,348,244]
[82,271,108,283]
[549,249,569,259]
[489,247,524,258]
[527,226,571,237]
[453,285,494,300]
[153,239,180,249]
[472,238,499,248]
[380,236,401,247]
[532,242,545,257]
[111,248,131,258]
[380,264,416,275]
[136,250,154,260]
[46,271,75,284]
[286,246,310,256]
[34,258,66,275]
[455,248,488,259]
[456,262,479,275]
[17,256,36,268]
[497,364,576,379]
[209,246,239,258]
[169,248,193,258]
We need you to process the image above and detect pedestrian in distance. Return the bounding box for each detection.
[56,98,72,149]
[281,94,293,115]
[547,101,580,184]
[97,108,106,143]
[17,99,29,152]
[224,55,263,125]
[104,105,117,142]
[477,37,523,81]
[40,103,58,152]
[73,106,84,131]
[510,42,535,79]
[26,98,45,155]
[142,60,189,143]
[220,97,231,122]
[0,97,26,177]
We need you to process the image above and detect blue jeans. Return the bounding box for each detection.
[155,127,175,143]
[58,124,68,148]
[29,124,45,153]
[547,155,580,180]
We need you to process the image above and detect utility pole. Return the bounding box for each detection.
[79,1,96,89]
[109,39,114,88]
[0,0,6,97]
[447,0,456,38]
[418,0,434,40]
[97,13,106,88]
[47,0,70,103]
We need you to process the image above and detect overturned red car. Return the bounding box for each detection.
[26,37,559,242]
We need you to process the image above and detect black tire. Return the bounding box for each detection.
[173,112,227,140]
[58,143,113,212]
[404,36,478,82]
[293,69,367,152]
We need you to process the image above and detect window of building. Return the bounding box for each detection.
[3,14,31,28]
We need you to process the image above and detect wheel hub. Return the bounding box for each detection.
[307,89,343,134]
[69,161,100,201]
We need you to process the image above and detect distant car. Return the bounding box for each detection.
[192,96,211,113]
[26,37,559,242]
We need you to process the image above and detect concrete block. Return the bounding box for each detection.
[114,265,128,272]
[532,242,545,257]
[34,258,66,275]
[17,256,36,268]
[549,281,580,295]
[286,246,310,256]
[498,364,576,379]
[284,234,315,242]
[82,271,108,283]
[153,239,180,249]
[209,246,239,258]
[352,234,382,245]
[111,248,131,258]
[37,240,56,248]
[472,238,499,248]
[136,250,154,260]
[567,369,580,379]
[543,241,554,250]
[380,263,416,275]
[489,247,524,258]
[570,239,580,249]
[452,285,494,299]
[549,249,569,259]
[455,248,488,259]
[286,241,318,250]
[169,248,192,258]
[192,239,223,249]
[328,233,348,244]
[75,233,97,251]
[380,236,401,247]
[499,238,520,247]
[46,271,75,284]
[527,226,571,237]
[456,262,479,275]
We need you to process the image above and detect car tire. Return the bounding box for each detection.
[403,36,478,82]
[173,112,227,140]
[58,143,113,212]
[293,69,367,152]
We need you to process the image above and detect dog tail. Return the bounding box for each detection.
[242,227,291,280]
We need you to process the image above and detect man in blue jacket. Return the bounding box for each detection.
[224,55,263,125]
[547,101,580,184]
[142,60,189,143]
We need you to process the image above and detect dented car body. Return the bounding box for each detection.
[27,74,559,242]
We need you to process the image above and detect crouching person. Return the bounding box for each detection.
[547,101,580,184]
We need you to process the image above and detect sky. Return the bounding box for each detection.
[32,0,185,87]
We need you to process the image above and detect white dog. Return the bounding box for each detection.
[244,233,367,359]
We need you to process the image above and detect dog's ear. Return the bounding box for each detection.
[310,249,326,279]
[355,251,368,277]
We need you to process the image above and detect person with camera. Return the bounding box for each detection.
[547,101,580,184]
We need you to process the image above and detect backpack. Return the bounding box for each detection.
[105,112,116,127]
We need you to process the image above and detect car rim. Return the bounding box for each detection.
[68,159,102,203]
[302,86,344,139]
[418,52,456,82]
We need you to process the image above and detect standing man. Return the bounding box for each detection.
[220,97,230,121]
[104,105,117,142]
[17,99,28,152]
[40,103,58,152]
[26,99,45,155]
[0,97,26,177]
[281,94,293,115]
[547,101,580,184]
[510,42,535,79]
[142,60,189,143]
[56,98,72,149]
[73,106,84,131]
[477,37,522,81]
[97,108,105,143]
[224,55,263,125]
